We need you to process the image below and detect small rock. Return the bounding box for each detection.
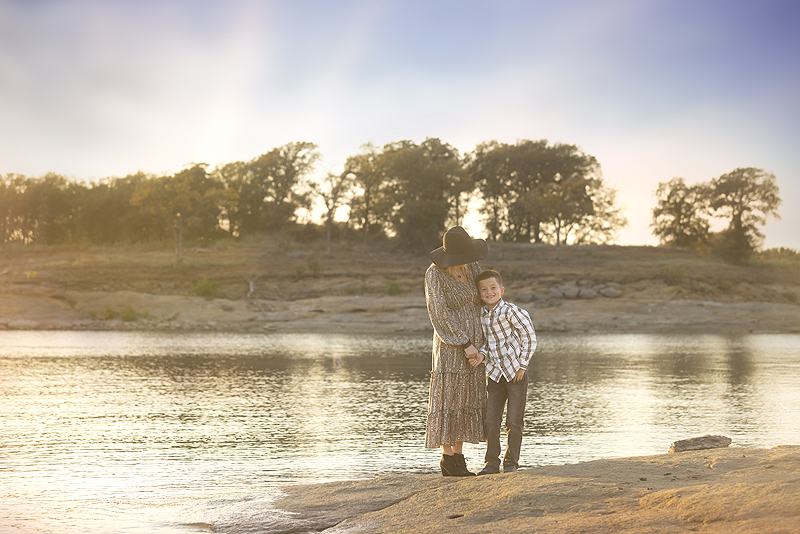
[600,287,623,298]
[221,304,234,311]
[514,292,534,303]
[8,319,39,330]
[578,288,597,299]
[547,288,564,299]
[669,435,732,453]
[560,286,580,299]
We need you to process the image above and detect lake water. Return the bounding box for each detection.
[2,331,799,533]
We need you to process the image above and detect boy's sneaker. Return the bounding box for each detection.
[477,464,500,475]
[503,463,518,473]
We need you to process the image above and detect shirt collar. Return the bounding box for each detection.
[482,298,505,315]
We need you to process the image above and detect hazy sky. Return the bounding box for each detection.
[1,0,798,248]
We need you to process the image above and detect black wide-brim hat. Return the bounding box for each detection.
[429,226,488,268]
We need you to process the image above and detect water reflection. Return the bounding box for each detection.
[1,331,799,533]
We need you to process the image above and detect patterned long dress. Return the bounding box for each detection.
[424,262,487,448]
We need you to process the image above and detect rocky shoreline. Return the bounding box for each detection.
[1,282,799,335]
[271,445,800,533]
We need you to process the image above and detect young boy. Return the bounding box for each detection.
[473,269,536,474]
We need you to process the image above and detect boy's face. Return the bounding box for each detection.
[478,277,504,308]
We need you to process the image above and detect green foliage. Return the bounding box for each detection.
[651,177,710,249]
[294,266,306,280]
[710,228,755,264]
[386,281,402,295]
[469,140,624,244]
[707,168,781,263]
[101,305,117,320]
[658,265,685,286]
[344,283,365,295]
[307,257,323,277]
[719,280,733,294]
[87,310,98,319]
[759,247,798,261]
[783,291,798,304]
[383,138,469,252]
[119,306,137,322]
[215,142,320,236]
[193,278,219,297]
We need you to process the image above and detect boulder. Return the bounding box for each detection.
[578,288,597,299]
[560,286,580,299]
[599,287,623,298]
[669,435,732,453]
[514,292,534,303]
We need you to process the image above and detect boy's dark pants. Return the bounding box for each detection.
[484,372,528,469]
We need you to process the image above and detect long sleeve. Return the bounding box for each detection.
[425,265,471,347]
[482,299,536,381]
[508,305,536,369]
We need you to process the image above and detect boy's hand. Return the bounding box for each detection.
[467,353,484,368]
[464,344,483,367]
[511,369,526,382]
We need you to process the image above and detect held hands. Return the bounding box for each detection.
[464,344,484,368]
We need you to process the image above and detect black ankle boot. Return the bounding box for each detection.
[440,454,475,477]
[454,453,476,476]
[440,453,457,476]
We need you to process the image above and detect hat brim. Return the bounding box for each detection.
[429,239,488,268]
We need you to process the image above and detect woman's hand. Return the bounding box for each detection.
[464,344,484,367]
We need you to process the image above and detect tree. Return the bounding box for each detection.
[312,171,354,253]
[0,174,23,243]
[343,144,393,239]
[131,165,233,265]
[706,167,781,263]
[381,138,469,253]
[651,177,711,250]
[470,139,555,242]
[570,182,628,244]
[11,173,83,245]
[247,142,320,232]
[470,140,619,245]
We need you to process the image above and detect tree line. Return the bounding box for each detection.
[1,138,782,263]
[0,138,627,255]
[651,167,782,263]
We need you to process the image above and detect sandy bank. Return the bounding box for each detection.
[272,446,800,533]
[1,285,800,335]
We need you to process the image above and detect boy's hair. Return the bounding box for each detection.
[475,269,503,290]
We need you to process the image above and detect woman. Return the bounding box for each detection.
[425,226,488,476]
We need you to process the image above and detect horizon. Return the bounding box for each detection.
[1,0,798,249]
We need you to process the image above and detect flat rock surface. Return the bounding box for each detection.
[2,288,800,334]
[275,446,800,533]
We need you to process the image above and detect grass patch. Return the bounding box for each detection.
[193,278,219,297]
[119,306,137,322]
[386,281,402,296]
[658,265,685,286]
[307,257,323,277]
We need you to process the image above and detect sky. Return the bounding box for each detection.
[1,0,799,249]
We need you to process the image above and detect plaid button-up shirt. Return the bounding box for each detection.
[479,299,537,382]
